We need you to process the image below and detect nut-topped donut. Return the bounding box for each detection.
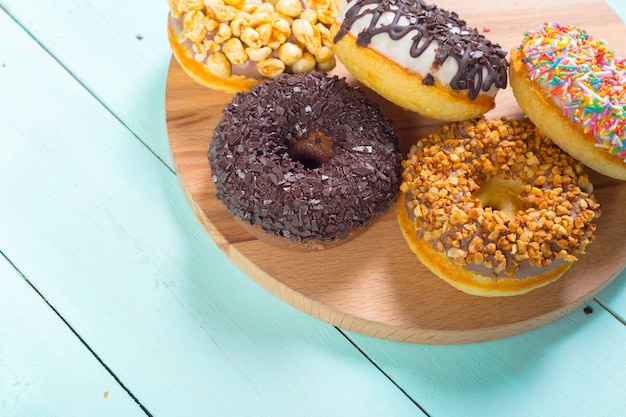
[167,0,339,93]
[510,23,626,180]
[331,0,508,121]
[397,117,600,297]
[208,72,401,250]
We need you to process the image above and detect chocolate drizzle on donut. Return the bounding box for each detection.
[208,72,401,246]
[334,0,508,99]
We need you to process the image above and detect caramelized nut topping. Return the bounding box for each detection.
[401,117,600,278]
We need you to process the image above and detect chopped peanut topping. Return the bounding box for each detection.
[401,117,600,278]
[169,0,338,80]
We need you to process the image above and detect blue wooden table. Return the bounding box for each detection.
[1,1,625,416]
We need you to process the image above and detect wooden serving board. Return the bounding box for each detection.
[166,0,626,344]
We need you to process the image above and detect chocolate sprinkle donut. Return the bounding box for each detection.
[208,72,401,248]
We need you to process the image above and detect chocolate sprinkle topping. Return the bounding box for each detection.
[334,0,509,99]
[208,72,401,246]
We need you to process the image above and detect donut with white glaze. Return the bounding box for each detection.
[330,0,508,121]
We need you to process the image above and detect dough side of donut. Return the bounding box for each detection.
[330,24,495,121]
[168,18,258,93]
[510,48,626,180]
[396,195,572,297]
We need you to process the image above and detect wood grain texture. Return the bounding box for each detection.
[167,0,626,344]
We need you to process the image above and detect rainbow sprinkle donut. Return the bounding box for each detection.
[510,22,626,180]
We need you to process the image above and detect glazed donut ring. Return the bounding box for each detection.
[331,0,508,121]
[208,72,401,250]
[510,23,626,180]
[167,0,339,93]
[398,117,600,297]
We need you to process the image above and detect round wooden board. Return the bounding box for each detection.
[165,0,626,344]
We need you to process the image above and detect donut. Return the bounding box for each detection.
[167,0,339,93]
[208,72,402,250]
[510,23,626,180]
[397,117,601,297]
[330,0,508,121]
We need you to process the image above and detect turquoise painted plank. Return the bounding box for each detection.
[347,302,626,417]
[0,0,173,166]
[0,9,425,417]
[0,256,146,417]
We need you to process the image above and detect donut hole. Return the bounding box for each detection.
[474,175,524,217]
[288,131,334,169]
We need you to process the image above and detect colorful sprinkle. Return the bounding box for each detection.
[519,23,626,162]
